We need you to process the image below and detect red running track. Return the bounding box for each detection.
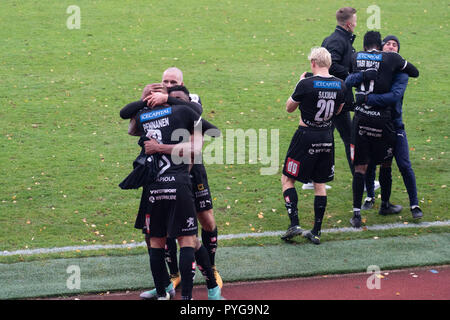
[56,265,450,300]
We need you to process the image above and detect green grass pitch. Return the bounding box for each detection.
[0,0,449,263]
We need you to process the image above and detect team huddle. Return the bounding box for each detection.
[119,7,422,300]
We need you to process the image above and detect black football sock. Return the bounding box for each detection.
[352,172,365,211]
[379,166,392,205]
[179,247,196,300]
[201,228,218,266]
[312,196,327,235]
[165,237,179,275]
[195,245,218,289]
[283,188,299,227]
[149,248,170,297]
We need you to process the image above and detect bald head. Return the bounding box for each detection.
[162,67,184,88]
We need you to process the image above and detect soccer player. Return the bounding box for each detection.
[345,31,419,228]
[281,47,346,244]
[359,35,423,219]
[141,86,224,299]
[122,86,223,300]
[321,7,357,178]
[143,68,222,290]
[120,68,222,292]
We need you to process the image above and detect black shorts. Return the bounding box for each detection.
[282,126,335,184]
[135,182,198,238]
[190,164,213,212]
[351,114,396,166]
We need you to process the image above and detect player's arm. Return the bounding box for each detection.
[286,97,300,113]
[120,100,147,119]
[336,103,345,115]
[144,118,220,156]
[144,139,182,155]
[402,61,419,78]
[366,73,409,107]
[287,72,308,112]
[169,96,203,115]
[145,92,203,114]
[323,39,349,79]
[393,53,419,78]
[344,72,363,88]
[335,81,347,115]
[344,69,378,88]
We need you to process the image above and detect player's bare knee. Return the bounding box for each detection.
[178,235,197,248]
[150,236,166,249]
[281,174,295,191]
[313,182,327,196]
[355,164,368,174]
[194,237,202,250]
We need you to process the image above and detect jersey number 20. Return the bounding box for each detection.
[315,99,335,122]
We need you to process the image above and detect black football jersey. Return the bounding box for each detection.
[134,103,215,178]
[291,76,346,129]
[352,50,408,94]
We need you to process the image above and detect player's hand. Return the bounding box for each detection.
[355,92,367,105]
[363,68,378,82]
[144,92,169,108]
[144,139,160,155]
[141,83,164,100]
[300,72,307,80]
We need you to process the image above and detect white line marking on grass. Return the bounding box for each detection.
[1,220,449,257]
[220,220,450,240]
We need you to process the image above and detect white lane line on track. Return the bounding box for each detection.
[1,220,449,256]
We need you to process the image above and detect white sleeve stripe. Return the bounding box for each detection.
[401,60,407,70]
[290,96,300,103]
[194,116,202,127]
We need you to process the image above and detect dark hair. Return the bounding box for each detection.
[363,31,382,50]
[167,85,190,97]
[336,7,356,25]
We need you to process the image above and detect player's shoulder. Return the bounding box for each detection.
[382,51,404,60]
[171,104,200,118]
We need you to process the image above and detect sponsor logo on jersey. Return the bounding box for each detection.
[140,107,172,122]
[313,80,341,89]
[155,176,175,183]
[356,52,382,61]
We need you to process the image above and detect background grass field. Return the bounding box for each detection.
[1,0,449,270]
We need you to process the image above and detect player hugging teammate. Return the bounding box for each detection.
[281,31,420,243]
[119,68,224,300]
[345,31,419,228]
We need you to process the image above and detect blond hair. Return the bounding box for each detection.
[308,47,332,68]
